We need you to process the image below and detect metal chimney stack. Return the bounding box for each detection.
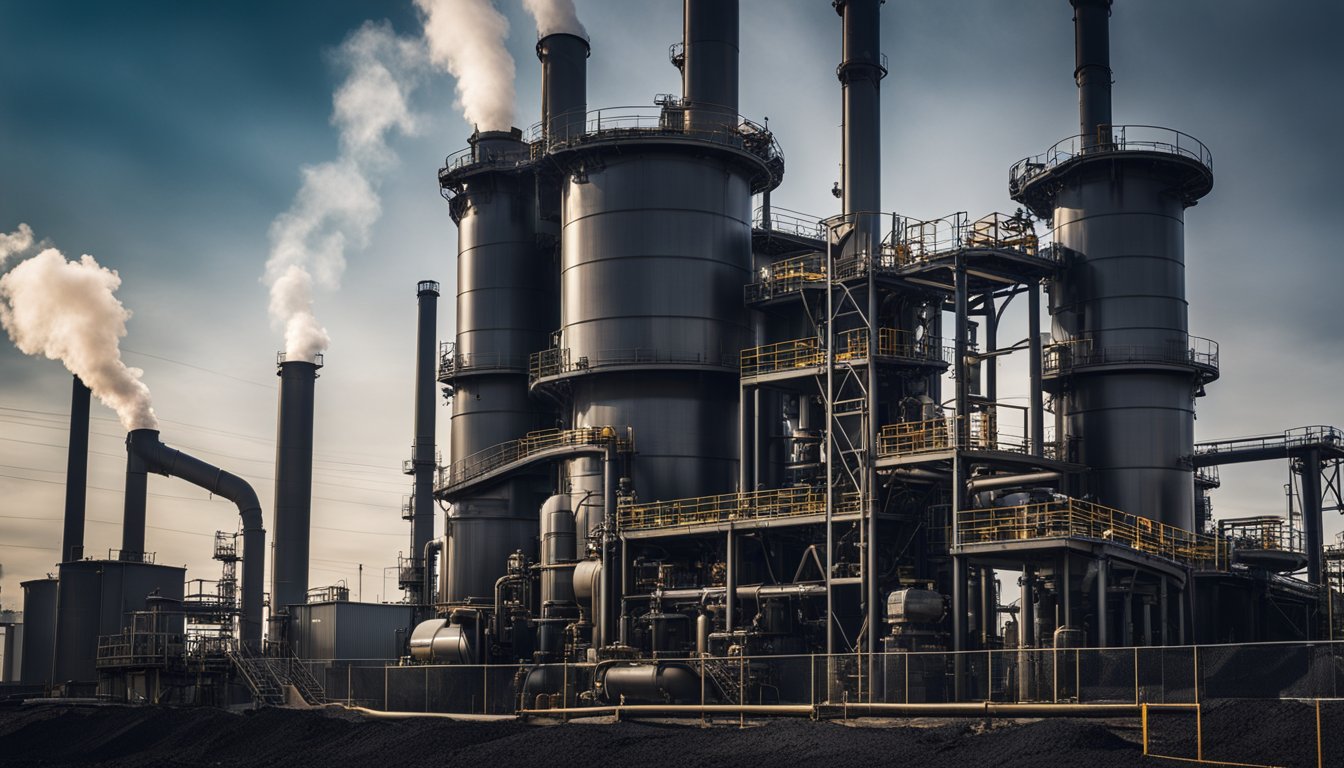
[1073,0,1113,149]
[835,0,885,252]
[682,0,739,132]
[537,32,589,143]
[121,433,148,561]
[61,376,90,562]
[409,281,439,605]
[271,354,320,630]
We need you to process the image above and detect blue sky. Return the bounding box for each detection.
[1,0,1341,609]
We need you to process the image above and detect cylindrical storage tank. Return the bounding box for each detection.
[540,494,576,607]
[20,578,57,686]
[441,130,555,603]
[557,148,754,510]
[601,661,702,704]
[1047,165,1204,529]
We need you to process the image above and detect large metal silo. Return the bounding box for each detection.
[440,130,553,602]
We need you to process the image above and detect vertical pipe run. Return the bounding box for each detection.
[121,437,148,561]
[1072,0,1114,148]
[272,358,319,623]
[1301,450,1324,585]
[682,0,739,133]
[1028,284,1044,456]
[1096,558,1110,646]
[412,282,440,605]
[62,376,90,562]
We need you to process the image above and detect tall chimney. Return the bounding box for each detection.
[537,32,590,143]
[128,428,266,643]
[1073,0,1113,148]
[410,281,439,605]
[836,0,884,219]
[61,376,90,562]
[121,434,148,561]
[682,0,739,133]
[271,354,320,625]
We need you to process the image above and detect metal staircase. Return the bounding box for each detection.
[226,641,326,707]
[701,658,743,704]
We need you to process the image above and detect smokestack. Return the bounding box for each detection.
[61,376,90,562]
[271,354,320,623]
[836,0,885,227]
[536,32,590,143]
[1073,0,1113,148]
[128,428,266,643]
[121,434,148,562]
[682,0,739,133]
[410,281,439,604]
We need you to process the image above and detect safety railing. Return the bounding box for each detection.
[963,212,1040,256]
[837,328,951,364]
[745,253,827,302]
[529,346,738,384]
[440,341,530,380]
[1195,425,1344,458]
[752,205,826,240]
[1218,516,1303,556]
[1009,125,1213,196]
[740,337,824,377]
[956,497,1228,570]
[877,413,998,457]
[1043,334,1219,377]
[96,630,187,669]
[618,486,863,532]
[436,427,633,492]
[440,140,536,176]
[525,105,784,176]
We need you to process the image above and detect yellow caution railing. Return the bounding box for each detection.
[437,427,632,492]
[837,328,950,363]
[877,413,997,456]
[618,487,863,532]
[740,338,824,376]
[956,498,1228,570]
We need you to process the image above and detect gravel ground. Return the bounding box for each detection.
[0,701,1337,768]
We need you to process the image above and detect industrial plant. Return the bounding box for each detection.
[1,1,1341,747]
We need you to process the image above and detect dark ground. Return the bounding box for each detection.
[0,700,1336,768]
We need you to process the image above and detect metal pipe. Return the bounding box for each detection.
[128,428,266,644]
[725,527,736,632]
[835,0,884,220]
[1028,284,1044,456]
[681,0,739,133]
[423,538,443,606]
[1072,0,1113,149]
[965,471,1062,493]
[120,435,148,561]
[599,443,617,647]
[536,33,590,143]
[272,357,319,622]
[61,376,90,562]
[1096,558,1109,647]
[1301,449,1324,584]
[520,702,1144,719]
[411,281,440,605]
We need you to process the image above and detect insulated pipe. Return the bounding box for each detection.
[61,376,90,562]
[128,428,267,644]
[965,471,1062,493]
[120,436,148,561]
[1072,0,1114,149]
[1028,284,1044,456]
[1301,450,1324,585]
[537,33,590,143]
[835,0,884,226]
[423,538,444,606]
[411,281,440,605]
[272,358,319,621]
[598,443,617,647]
[682,0,739,133]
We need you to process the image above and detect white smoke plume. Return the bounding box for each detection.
[0,247,157,431]
[264,22,425,362]
[0,223,35,268]
[523,0,588,39]
[416,0,516,130]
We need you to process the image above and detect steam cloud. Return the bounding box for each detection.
[523,0,588,39]
[0,223,35,267]
[0,246,157,431]
[416,0,516,131]
[264,22,425,362]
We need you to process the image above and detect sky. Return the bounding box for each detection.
[1,0,1341,613]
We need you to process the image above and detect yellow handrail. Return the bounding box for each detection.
[619,487,863,531]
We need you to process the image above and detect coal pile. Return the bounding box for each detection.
[0,705,1180,768]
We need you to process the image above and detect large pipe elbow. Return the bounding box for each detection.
[128,428,267,644]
